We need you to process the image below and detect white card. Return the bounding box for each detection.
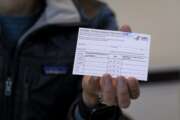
[73,28,151,81]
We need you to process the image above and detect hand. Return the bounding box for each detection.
[82,25,140,108]
[82,74,140,108]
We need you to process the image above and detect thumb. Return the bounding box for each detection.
[119,24,132,32]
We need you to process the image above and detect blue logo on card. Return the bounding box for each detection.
[43,65,68,75]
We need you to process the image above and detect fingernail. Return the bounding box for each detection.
[117,77,126,88]
[92,76,99,81]
[105,78,111,87]
[102,75,112,88]
[103,74,111,78]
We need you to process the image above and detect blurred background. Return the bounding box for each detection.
[101,0,180,120]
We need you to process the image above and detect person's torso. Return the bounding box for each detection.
[0,0,118,120]
[0,24,83,120]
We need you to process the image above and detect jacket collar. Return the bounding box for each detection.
[36,0,81,26]
[16,0,81,49]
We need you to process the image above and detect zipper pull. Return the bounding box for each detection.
[4,77,13,96]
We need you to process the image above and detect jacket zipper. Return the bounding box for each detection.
[5,43,17,120]
[2,25,80,120]
[0,25,14,120]
[4,77,13,120]
[5,77,12,97]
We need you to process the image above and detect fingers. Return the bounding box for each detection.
[82,75,140,109]
[116,76,131,108]
[99,75,139,108]
[82,76,100,107]
[119,24,132,32]
[82,76,100,96]
[100,74,117,106]
[127,77,140,99]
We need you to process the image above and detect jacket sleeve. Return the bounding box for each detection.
[67,96,133,120]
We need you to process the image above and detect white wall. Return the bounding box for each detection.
[123,81,180,120]
[101,0,180,70]
[100,1,180,120]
